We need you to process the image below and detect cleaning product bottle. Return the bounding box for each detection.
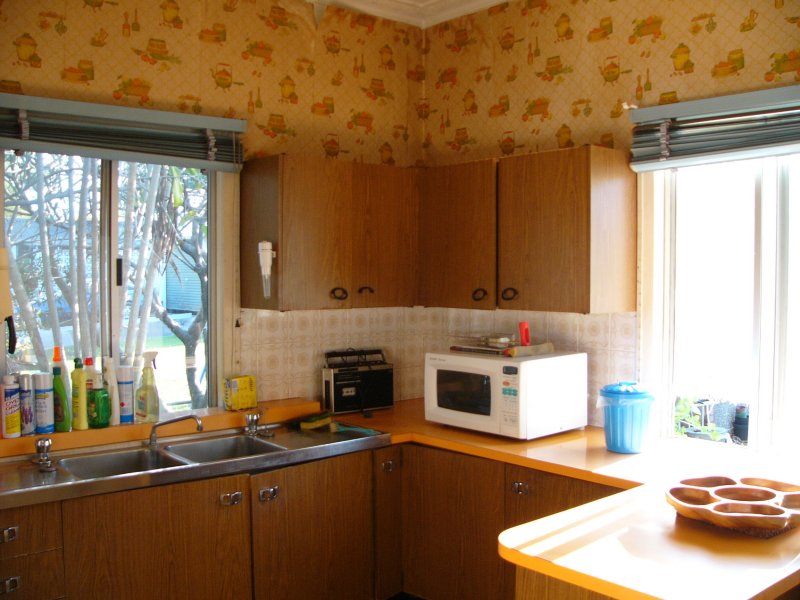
[2,375,20,439]
[53,366,71,432]
[51,346,71,401]
[116,364,134,424]
[135,351,160,423]
[18,373,35,436]
[102,357,120,426]
[84,357,99,394]
[71,358,88,430]
[33,372,54,434]
[88,369,110,428]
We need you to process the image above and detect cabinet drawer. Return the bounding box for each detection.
[0,548,64,599]
[0,504,62,559]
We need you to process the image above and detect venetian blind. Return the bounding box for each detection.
[629,85,800,172]
[0,93,245,172]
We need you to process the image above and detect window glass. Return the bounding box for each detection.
[4,152,102,371]
[116,163,209,411]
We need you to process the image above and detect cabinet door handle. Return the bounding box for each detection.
[381,460,395,472]
[220,491,243,506]
[511,481,530,495]
[501,287,519,301]
[357,286,375,294]
[259,486,280,502]
[0,527,18,544]
[0,576,20,594]
[471,288,488,301]
[330,287,349,301]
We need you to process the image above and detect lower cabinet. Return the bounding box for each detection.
[503,464,621,599]
[402,445,506,600]
[62,474,252,600]
[0,502,64,600]
[250,451,374,600]
[374,445,404,600]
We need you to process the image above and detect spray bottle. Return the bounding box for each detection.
[135,351,160,423]
[51,346,71,401]
[71,358,88,430]
[53,366,71,432]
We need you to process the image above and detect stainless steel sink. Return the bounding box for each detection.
[59,448,188,479]
[163,435,286,463]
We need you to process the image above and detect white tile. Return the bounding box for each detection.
[258,310,290,345]
[610,350,638,383]
[468,309,495,336]
[446,308,470,335]
[321,309,350,338]
[611,312,638,352]
[288,310,323,343]
[546,312,579,351]
[578,314,611,350]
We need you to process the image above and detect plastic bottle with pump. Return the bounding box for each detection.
[71,358,88,430]
[135,352,160,423]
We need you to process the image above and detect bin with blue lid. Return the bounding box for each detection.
[599,382,654,453]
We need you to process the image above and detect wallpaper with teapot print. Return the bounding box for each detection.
[1,0,797,166]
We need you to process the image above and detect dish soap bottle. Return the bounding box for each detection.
[71,358,88,430]
[53,366,71,432]
[135,352,160,423]
[88,369,110,428]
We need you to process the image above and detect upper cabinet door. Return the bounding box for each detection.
[280,155,355,310]
[352,164,420,308]
[418,159,497,309]
[498,146,635,314]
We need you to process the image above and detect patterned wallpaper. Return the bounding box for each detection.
[1,0,797,166]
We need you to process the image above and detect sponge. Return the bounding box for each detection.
[299,411,333,431]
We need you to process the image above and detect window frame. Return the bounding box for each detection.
[639,155,797,450]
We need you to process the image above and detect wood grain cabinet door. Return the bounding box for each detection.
[374,445,404,600]
[503,464,622,600]
[402,445,505,600]
[62,475,252,600]
[497,146,635,313]
[352,164,420,308]
[418,160,497,309]
[251,451,374,600]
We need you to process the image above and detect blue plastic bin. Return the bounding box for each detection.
[599,382,654,454]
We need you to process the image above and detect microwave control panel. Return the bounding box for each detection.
[500,365,520,429]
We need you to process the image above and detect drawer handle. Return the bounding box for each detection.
[357,286,375,294]
[511,481,530,495]
[330,287,349,301]
[259,486,280,502]
[0,576,20,594]
[0,527,18,544]
[220,491,243,506]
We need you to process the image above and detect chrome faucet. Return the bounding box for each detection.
[32,437,56,472]
[149,414,203,448]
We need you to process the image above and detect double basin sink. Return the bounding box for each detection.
[57,434,287,480]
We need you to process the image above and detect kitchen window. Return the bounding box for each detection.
[3,152,212,410]
[640,152,799,450]
[0,94,245,410]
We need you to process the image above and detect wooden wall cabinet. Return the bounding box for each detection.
[0,502,63,599]
[417,159,497,309]
[497,145,636,313]
[240,155,419,311]
[62,475,251,600]
[402,445,505,600]
[250,451,374,600]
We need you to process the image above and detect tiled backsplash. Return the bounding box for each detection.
[236,308,637,426]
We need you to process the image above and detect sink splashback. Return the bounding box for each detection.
[236,307,637,427]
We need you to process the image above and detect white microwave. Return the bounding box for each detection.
[424,351,587,440]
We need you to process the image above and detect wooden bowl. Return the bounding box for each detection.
[666,477,800,537]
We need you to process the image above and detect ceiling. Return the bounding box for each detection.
[318,0,504,28]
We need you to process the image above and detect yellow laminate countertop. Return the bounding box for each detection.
[343,399,800,600]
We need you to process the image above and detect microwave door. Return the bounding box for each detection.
[437,370,491,416]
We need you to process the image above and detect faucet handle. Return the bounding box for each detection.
[244,412,260,434]
[32,438,56,472]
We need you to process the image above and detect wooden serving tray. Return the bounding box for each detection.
[666,476,800,538]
